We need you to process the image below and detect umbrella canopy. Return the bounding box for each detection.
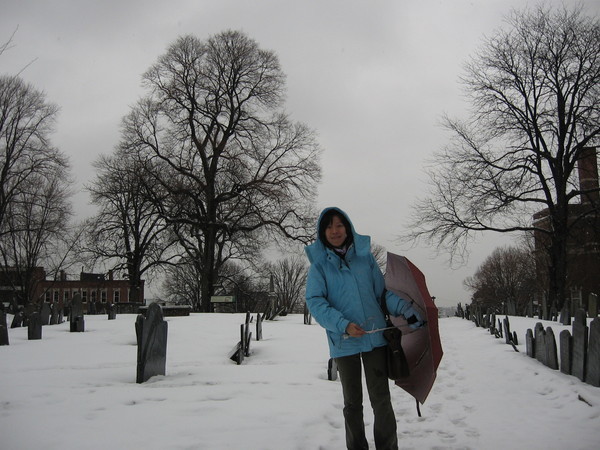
[385,252,443,404]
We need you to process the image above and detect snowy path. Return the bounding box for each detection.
[0,314,598,449]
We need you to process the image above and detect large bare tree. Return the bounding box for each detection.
[0,75,64,236]
[122,31,321,312]
[405,5,599,312]
[84,148,177,302]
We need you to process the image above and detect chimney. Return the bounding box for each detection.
[578,146,599,205]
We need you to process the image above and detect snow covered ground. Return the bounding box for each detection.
[1,313,599,450]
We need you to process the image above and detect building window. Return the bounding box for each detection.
[45,290,51,303]
[53,290,59,303]
[101,289,107,303]
[64,290,69,303]
[114,289,120,303]
[91,290,97,303]
[81,289,88,303]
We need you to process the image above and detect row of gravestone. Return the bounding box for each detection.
[0,294,117,346]
[228,312,264,365]
[525,309,600,387]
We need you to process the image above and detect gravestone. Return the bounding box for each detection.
[256,312,263,341]
[28,312,42,340]
[572,309,588,382]
[525,329,534,358]
[107,303,117,320]
[534,323,547,365]
[503,317,511,345]
[328,358,338,381]
[70,293,85,332]
[0,310,9,345]
[10,309,24,328]
[545,327,559,370]
[559,330,572,375]
[589,293,598,318]
[135,302,168,383]
[585,318,599,387]
[560,299,571,325]
[49,304,63,325]
[40,303,51,326]
[304,304,312,325]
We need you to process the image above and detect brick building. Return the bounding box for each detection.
[0,267,144,313]
[532,147,600,314]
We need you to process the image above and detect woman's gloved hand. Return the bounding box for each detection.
[402,304,425,329]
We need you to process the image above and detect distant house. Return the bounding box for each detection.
[532,146,600,315]
[0,267,144,313]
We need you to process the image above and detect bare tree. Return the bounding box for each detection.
[123,31,321,311]
[84,148,177,302]
[405,5,600,312]
[0,160,73,306]
[0,75,63,236]
[265,255,308,314]
[464,245,536,316]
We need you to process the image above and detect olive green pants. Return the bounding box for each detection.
[335,346,398,450]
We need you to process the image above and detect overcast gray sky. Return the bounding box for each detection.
[2,0,598,306]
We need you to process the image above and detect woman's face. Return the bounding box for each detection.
[325,215,347,248]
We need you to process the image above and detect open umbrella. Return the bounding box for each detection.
[384,252,443,405]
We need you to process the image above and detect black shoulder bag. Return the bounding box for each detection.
[380,290,409,380]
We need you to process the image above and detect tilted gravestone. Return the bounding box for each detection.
[572,309,588,382]
[10,309,24,328]
[40,303,51,326]
[1,310,9,345]
[525,329,534,358]
[70,293,85,332]
[559,330,572,375]
[28,312,42,340]
[503,317,511,345]
[585,318,600,387]
[560,299,571,326]
[545,327,559,370]
[135,303,168,383]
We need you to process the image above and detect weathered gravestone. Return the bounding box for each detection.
[585,318,600,387]
[572,309,588,382]
[135,302,168,383]
[10,309,24,328]
[560,299,571,326]
[304,303,312,325]
[70,293,85,332]
[1,310,9,345]
[28,312,42,340]
[40,303,51,326]
[243,313,253,357]
[107,303,117,320]
[49,304,63,325]
[256,312,263,341]
[534,323,547,365]
[560,330,572,375]
[503,317,511,345]
[526,329,534,358]
[328,358,338,381]
[545,327,559,370]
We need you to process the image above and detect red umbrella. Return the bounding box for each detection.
[385,252,443,405]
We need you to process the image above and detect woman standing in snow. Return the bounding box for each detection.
[305,207,423,450]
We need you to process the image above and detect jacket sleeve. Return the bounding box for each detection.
[305,264,350,335]
[385,289,414,316]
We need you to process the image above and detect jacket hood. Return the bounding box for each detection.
[305,207,371,264]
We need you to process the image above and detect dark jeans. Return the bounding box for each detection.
[335,346,398,450]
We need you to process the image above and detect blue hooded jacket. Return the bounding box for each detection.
[305,207,414,358]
